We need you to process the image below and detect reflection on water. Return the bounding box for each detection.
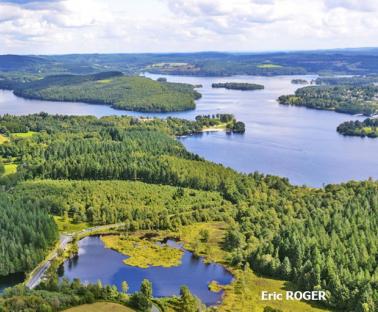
[59,236,233,306]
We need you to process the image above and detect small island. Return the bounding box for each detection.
[212,82,264,91]
[291,79,308,85]
[337,118,378,138]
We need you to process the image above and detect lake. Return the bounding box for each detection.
[59,236,233,306]
[0,73,376,186]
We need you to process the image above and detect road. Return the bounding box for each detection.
[26,223,124,289]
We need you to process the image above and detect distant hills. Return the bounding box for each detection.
[1,48,378,76]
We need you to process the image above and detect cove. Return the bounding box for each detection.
[58,236,233,306]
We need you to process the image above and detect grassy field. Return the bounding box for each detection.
[10,131,36,138]
[53,216,90,233]
[171,222,330,312]
[0,134,8,144]
[201,123,228,132]
[64,302,135,312]
[257,64,283,68]
[101,234,183,268]
[3,163,17,175]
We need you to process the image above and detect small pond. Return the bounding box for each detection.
[58,236,233,306]
[0,272,25,293]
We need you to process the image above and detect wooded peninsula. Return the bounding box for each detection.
[337,118,378,138]
[278,85,378,116]
[1,72,201,113]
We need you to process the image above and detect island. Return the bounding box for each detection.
[337,118,378,138]
[212,82,264,91]
[5,71,201,113]
[278,85,378,116]
[291,79,308,84]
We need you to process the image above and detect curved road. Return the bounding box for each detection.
[26,223,124,289]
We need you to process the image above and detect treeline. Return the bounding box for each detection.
[212,82,264,91]
[278,85,378,116]
[0,277,203,312]
[315,76,378,86]
[337,118,378,138]
[5,72,201,113]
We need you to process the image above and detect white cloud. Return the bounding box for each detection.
[0,0,377,54]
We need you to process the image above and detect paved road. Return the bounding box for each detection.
[151,304,160,312]
[26,223,124,289]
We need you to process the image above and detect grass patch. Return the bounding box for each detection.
[257,64,283,68]
[0,134,9,144]
[201,123,228,132]
[174,222,228,264]
[63,302,135,312]
[97,79,112,84]
[53,216,90,233]
[10,131,36,138]
[3,164,17,175]
[101,235,183,268]
[208,280,223,293]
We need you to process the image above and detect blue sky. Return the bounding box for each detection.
[0,0,377,54]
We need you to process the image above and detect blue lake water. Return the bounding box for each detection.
[0,73,376,186]
[59,236,233,306]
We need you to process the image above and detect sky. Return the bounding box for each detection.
[0,0,377,54]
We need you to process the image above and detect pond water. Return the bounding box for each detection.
[0,73,376,187]
[58,236,233,306]
[0,272,25,293]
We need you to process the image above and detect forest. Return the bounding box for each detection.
[315,76,378,86]
[337,118,378,138]
[3,72,201,113]
[0,113,376,311]
[278,85,378,116]
[211,82,264,91]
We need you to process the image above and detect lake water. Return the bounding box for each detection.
[59,236,233,306]
[0,73,376,186]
